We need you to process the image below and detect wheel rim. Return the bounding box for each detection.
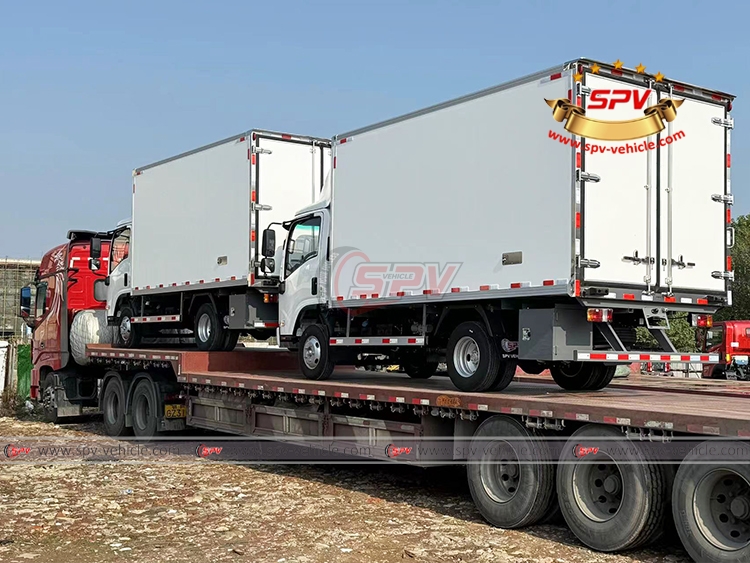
[303,336,321,370]
[134,392,150,432]
[197,313,212,343]
[104,388,119,425]
[119,316,131,342]
[480,441,521,503]
[572,453,624,522]
[454,336,480,378]
[43,383,55,414]
[694,468,750,551]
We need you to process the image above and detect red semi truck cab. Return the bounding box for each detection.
[699,320,750,380]
[19,231,111,400]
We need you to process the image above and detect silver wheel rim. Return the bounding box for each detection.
[694,468,750,551]
[454,336,480,378]
[572,453,624,522]
[303,336,321,370]
[480,440,521,503]
[197,313,212,343]
[119,316,131,342]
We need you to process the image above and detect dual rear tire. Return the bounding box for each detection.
[447,321,516,392]
[550,362,615,391]
[194,303,238,351]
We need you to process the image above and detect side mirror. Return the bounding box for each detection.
[19,286,32,319]
[94,279,108,302]
[261,229,276,257]
[261,257,276,274]
[90,237,102,259]
[287,239,295,254]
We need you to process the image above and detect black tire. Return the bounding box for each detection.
[467,416,556,529]
[222,330,240,351]
[447,321,511,392]
[115,304,141,348]
[41,373,59,424]
[518,361,545,375]
[194,302,226,351]
[403,355,438,379]
[672,441,750,562]
[557,424,670,552]
[550,362,615,391]
[299,324,335,381]
[131,378,159,438]
[102,376,131,437]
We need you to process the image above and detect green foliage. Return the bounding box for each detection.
[15,344,31,400]
[635,316,697,353]
[717,214,750,321]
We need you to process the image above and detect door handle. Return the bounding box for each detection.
[311,277,318,296]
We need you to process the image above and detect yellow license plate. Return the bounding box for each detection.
[164,404,187,419]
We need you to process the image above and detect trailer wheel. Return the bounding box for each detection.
[222,330,240,351]
[194,303,226,351]
[447,321,507,392]
[550,362,614,391]
[299,324,335,381]
[102,377,131,437]
[41,373,59,424]
[467,416,555,528]
[115,304,141,348]
[131,379,159,438]
[557,424,669,552]
[403,355,438,379]
[672,441,750,562]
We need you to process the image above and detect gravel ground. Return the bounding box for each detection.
[0,416,690,563]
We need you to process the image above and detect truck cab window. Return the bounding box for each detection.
[705,327,724,350]
[35,282,48,318]
[285,217,321,276]
[111,229,130,271]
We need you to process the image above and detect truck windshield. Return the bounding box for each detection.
[111,229,130,271]
[705,327,724,350]
[286,217,321,276]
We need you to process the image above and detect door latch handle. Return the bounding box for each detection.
[311,277,318,296]
[578,171,601,183]
[622,251,654,265]
[665,255,695,270]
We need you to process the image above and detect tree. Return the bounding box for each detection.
[715,214,750,321]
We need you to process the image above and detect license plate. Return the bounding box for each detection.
[735,356,748,366]
[164,404,187,419]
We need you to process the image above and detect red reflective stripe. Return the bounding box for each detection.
[701,355,710,361]
[336,296,344,301]
[360,294,367,299]
[231,276,236,281]
[697,298,708,305]
[664,296,676,303]
[567,89,572,101]
[623,293,635,300]
[576,152,581,168]
[333,156,337,168]
[611,69,623,76]
[661,355,671,361]
[339,137,347,144]
[543,280,554,286]
[354,338,363,344]
[282,134,292,139]
[576,96,581,106]
[451,287,461,293]
[397,291,405,297]
[251,231,256,242]
[329,339,337,344]
[673,84,685,91]
[640,354,650,361]
[251,190,256,202]
[159,284,163,288]
[728,256,733,271]
[681,355,691,361]
[603,416,617,424]
[215,278,220,282]
[590,353,607,360]
[549,72,562,81]
[574,280,580,296]
[575,212,580,229]
[510,283,522,289]
[371,293,379,298]
[727,154,731,168]
[712,94,723,101]
[618,354,629,360]
[382,338,390,344]
[728,209,732,223]
[407,338,417,344]
[199,280,204,284]
[480,285,490,291]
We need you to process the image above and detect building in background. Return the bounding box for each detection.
[0,258,40,341]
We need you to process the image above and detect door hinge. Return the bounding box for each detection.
[251,146,273,155]
[622,251,654,266]
[578,171,601,183]
[251,203,272,212]
[577,84,591,96]
[712,193,734,205]
[712,271,735,281]
[578,258,600,269]
[711,117,734,129]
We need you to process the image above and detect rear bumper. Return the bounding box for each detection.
[576,351,719,363]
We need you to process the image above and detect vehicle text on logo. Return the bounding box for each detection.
[588,89,652,111]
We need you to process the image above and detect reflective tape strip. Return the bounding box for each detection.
[328,337,425,346]
[131,315,181,324]
[576,351,718,362]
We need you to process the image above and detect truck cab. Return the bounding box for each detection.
[699,320,750,380]
[19,231,112,412]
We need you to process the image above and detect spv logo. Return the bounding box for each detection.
[588,89,652,111]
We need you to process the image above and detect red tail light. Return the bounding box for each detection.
[691,314,713,328]
[587,308,613,322]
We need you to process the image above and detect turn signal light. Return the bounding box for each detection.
[587,308,613,322]
[263,294,279,303]
[690,314,713,328]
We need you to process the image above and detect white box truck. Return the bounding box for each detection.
[261,58,730,392]
[98,130,332,351]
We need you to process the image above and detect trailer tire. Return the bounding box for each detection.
[222,330,240,351]
[550,362,613,391]
[299,324,335,381]
[41,373,59,424]
[447,321,504,392]
[194,303,226,351]
[557,424,669,552]
[102,377,130,437]
[518,361,545,375]
[672,441,750,562]
[131,379,159,438]
[115,304,141,348]
[467,416,556,529]
[403,355,438,379]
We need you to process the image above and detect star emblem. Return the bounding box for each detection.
[635,63,647,74]
[654,71,665,82]
[613,59,624,69]
[573,72,583,82]
[590,63,601,74]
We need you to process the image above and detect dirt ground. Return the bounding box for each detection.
[0,416,690,563]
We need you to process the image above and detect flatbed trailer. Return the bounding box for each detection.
[85,343,750,562]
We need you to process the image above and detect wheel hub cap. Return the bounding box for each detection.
[480,442,521,503]
[694,469,750,551]
[119,317,131,342]
[572,456,624,522]
[454,336,480,378]
[303,336,321,370]
[197,313,212,342]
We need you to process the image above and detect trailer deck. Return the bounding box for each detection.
[86,345,750,438]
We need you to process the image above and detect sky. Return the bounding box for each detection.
[1,0,747,258]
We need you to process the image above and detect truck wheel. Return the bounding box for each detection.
[550,362,613,391]
[672,441,750,562]
[447,321,510,392]
[557,424,669,552]
[102,376,131,437]
[194,303,226,351]
[115,304,141,348]
[131,379,159,438]
[467,416,556,529]
[222,330,240,351]
[41,373,59,424]
[299,324,335,381]
[518,361,545,375]
[403,355,438,379]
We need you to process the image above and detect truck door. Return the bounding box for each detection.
[580,74,658,290]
